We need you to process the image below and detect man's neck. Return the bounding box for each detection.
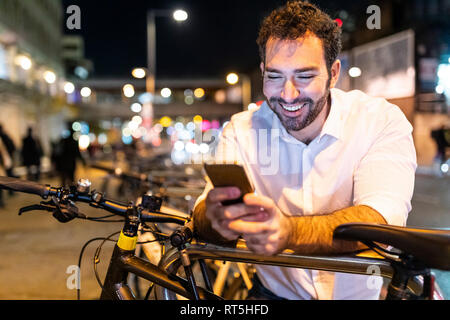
[288,95,331,145]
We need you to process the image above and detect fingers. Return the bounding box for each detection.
[240,211,270,222]
[243,232,285,256]
[227,219,273,235]
[213,222,241,241]
[223,203,262,220]
[206,187,241,205]
[208,205,264,239]
[243,193,274,210]
[244,236,279,256]
[204,189,280,244]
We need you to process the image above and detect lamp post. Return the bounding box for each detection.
[140,9,188,133]
[226,72,252,110]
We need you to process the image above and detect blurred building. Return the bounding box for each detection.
[72,77,244,120]
[62,35,93,81]
[62,76,246,159]
[332,0,450,166]
[0,0,72,158]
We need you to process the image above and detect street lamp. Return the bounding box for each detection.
[226,72,252,111]
[348,67,362,78]
[226,73,239,85]
[173,10,188,22]
[160,87,172,98]
[43,70,56,84]
[64,81,75,94]
[143,8,188,134]
[15,54,32,70]
[123,84,135,98]
[131,67,146,79]
[80,87,91,98]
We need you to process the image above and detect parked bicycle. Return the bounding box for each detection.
[87,163,248,299]
[0,176,218,300]
[0,176,448,300]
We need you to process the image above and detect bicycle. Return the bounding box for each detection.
[0,176,448,300]
[91,161,204,212]
[157,225,449,300]
[0,176,220,300]
[87,163,248,299]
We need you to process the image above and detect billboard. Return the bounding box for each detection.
[348,30,415,99]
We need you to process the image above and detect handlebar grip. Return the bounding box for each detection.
[140,210,188,225]
[0,176,50,198]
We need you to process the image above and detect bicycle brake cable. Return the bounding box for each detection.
[77,236,113,300]
[93,231,123,291]
[362,240,401,261]
[76,231,120,300]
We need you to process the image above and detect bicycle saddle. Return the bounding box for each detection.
[333,223,450,270]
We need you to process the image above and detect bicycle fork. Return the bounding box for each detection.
[100,205,216,300]
[100,204,140,300]
[170,220,201,300]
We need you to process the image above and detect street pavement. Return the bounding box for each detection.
[408,170,450,299]
[0,166,448,299]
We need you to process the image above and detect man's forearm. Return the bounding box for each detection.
[286,205,387,255]
[192,199,239,247]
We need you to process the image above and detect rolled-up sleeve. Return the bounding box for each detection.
[353,106,417,226]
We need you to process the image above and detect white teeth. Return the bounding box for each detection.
[281,103,306,112]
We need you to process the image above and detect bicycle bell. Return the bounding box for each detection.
[77,178,92,193]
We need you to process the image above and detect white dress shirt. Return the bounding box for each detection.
[195,88,417,299]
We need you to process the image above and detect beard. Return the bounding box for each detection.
[267,87,330,132]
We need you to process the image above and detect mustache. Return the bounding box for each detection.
[268,96,314,105]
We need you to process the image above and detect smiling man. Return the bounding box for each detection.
[193,1,417,300]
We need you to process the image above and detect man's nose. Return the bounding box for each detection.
[280,79,300,102]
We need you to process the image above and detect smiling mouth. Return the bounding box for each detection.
[280,102,308,112]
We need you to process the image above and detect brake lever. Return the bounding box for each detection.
[18,196,86,223]
[52,197,86,223]
[18,204,54,216]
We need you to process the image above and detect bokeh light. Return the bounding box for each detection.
[194,88,205,98]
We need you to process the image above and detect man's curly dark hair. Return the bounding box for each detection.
[257,1,342,74]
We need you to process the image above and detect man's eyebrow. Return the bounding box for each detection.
[265,67,319,73]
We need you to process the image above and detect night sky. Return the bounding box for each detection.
[62,0,359,79]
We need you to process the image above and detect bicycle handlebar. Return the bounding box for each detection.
[0,176,51,198]
[85,196,187,225]
[0,176,188,225]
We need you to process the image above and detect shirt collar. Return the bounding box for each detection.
[266,88,344,144]
[317,88,344,142]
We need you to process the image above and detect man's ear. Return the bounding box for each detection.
[329,59,341,88]
[260,62,265,76]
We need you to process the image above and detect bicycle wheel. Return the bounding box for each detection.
[154,248,249,300]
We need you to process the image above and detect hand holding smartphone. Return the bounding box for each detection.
[203,163,254,206]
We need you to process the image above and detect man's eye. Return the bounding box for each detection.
[267,75,282,80]
[296,75,314,80]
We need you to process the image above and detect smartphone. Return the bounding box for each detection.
[203,163,254,206]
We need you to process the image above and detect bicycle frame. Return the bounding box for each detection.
[155,242,426,300]
[98,207,220,300]
[0,176,439,300]
[99,244,220,300]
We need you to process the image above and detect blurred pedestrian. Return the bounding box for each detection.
[50,140,62,178]
[57,127,86,187]
[0,124,17,196]
[21,127,42,181]
[431,125,450,164]
[0,137,12,207]
[0,124,17,176]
